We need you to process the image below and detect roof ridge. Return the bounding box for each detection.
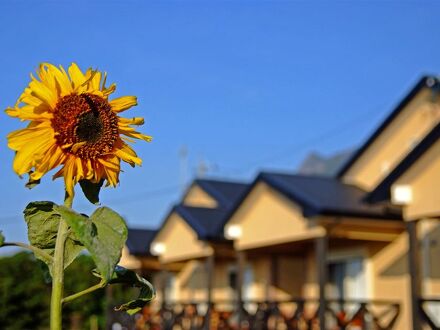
[337,75,439,178]
[366,120,440,203]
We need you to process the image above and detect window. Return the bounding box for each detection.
[327,257,366,300]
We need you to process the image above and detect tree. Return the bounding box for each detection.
[0,252,106,330]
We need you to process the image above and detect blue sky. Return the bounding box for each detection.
[1,1,440,248]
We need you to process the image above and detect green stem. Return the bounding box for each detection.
[62,282,105,304]
[50,192,73,330]
[2,242,53,263]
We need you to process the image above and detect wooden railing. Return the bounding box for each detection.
[420,298,440,330]
[130,298,400,330]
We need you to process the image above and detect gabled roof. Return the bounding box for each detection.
[192,178,249,208]
[126,228,158,256]
[337,76,440,178]
[366,122,440,204]
[159,178,249,241]
[174,205,228,241]
[228,172,402,220]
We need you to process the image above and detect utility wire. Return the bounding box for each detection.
[80,184,182,207]
[0,106,386,218]
[216,106,386,175]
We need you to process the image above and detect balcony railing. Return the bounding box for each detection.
[131,298,400,330]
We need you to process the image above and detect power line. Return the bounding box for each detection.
[0,185,182,222]
[80,184,182,208]
[216,106,386,175]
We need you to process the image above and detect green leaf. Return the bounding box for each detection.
[0,231,4,246]
[24,202,59,249]
[79,179,104,205]
[56,206,128,281]
[23,202,84,274]
[107,266,155,315]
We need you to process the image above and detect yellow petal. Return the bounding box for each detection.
[63,157,76,197]
[99,156,120,187]
[109,96,137,113]
[7,123,53,151]
[68,63,86,90]
[19,88,45,107]
[31,145,66,180]
[114,142,142,167]
[28,76,58,109]
[12,132,55,175]
[98,156,120,171]
[119,126,152,142]
[6,105,53,121]
[40,63,73,97]
[119,117,145,126]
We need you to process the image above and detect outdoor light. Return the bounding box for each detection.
[150,242,166,256]
[225,224,242,239]
[392,185,413,205]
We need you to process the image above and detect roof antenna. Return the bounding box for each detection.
[197,158,209,178]
[179,145,188,193]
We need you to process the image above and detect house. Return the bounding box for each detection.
[139,75,440,329]
[223,172,404,329]
[149,179,248,320]
[365,121,440,329]
[119,228,161,276]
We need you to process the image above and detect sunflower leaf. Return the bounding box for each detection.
[98,265,155,315]
[56,206,128,281]
[79,179,104,205]
[23,201,84,275]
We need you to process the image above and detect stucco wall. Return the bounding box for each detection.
[228,182,324,250]
[154,213,213,263]
[395,138,440,220]
[343,90,440,191]
[183,184,218,208]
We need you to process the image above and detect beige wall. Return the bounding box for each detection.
[343,90,440,191]
[227,182,324,250]
[183,184,218,208]
[394,138,440,220]
[153,213,213,263]
[370,231,411,330]
[368,220,440,329]
[119,245,142,270]
[169,259,236,307]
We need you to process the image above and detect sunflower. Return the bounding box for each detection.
[6,63,152,197]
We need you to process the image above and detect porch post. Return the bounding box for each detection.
[407,220,422,330]
[205,253,215,330]
[237,250,246,326]
[269,254,279,301]
[160,268,168,309]
[315,234,328,330]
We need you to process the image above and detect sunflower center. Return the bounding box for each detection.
[76,111,104,143]
[52,93,119,159]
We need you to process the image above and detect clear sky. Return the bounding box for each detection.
[1,1,440,248]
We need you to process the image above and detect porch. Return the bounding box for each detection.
[138,297,400,330]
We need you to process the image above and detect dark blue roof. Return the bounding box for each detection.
[337,76,440,178]
[174,205,228,240]
[366,121,440,204]
[159,178,249,241]
[194,179,249,208]
[126,228,158,256]
[245,172,402,220]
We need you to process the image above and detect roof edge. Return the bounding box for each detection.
[366,121,440,204]
[337,75,440,178]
